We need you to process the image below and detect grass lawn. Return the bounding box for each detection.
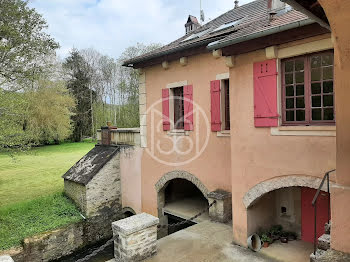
[0,193,82,250]
[0,142,95,207]
[0,142,95,250]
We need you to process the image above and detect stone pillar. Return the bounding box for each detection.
[208,189,232,223]
[0,256,14,262]
[112,213,159,261]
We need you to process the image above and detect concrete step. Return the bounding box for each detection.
[310,249,327,262]
[324,222,331,235]
[318,234,331,251]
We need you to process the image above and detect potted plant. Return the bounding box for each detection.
[269,225,283,241]
[287,231,297,241]
[261,233,272,248]
[280,231,289,243]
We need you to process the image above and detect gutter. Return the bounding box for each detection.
[207,18,315,51]
[123,36,225,67]
[280,0,331,31]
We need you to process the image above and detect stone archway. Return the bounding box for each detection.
[244,175,333,241]
[122,207,136,217]
[243,175,332,208]
[155,170,209,198]
[155,170,209,238]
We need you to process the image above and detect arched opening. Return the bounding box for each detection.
[247,185,330,261]
[123,211,135,218]
[121,207,136,218]
[156,171,209,237]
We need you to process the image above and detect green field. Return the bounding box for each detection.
[0,142,95,250]
[0,193,82,250]
[0,142,95,207]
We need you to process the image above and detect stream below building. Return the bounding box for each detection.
[55,242,114,262]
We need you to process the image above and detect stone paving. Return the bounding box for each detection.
[144,221,277,262]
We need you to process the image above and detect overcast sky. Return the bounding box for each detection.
[29,0,253,59]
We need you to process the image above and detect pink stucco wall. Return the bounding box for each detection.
[141,52,232,216]
[228,47,336,245]
[120,147,143,214]
[318,0,350,253]
[137,33,342,250]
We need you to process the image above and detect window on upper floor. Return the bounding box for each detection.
[210,78,230,132]
[282,51,335,125]
[221,79,230,130]
[162,85,193,132]
[172,86,184,130]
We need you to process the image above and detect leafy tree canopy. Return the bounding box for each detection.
[0,0,59,88]
[0,81,75,152]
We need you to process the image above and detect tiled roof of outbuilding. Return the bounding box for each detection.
[62,145,120,185]
[123,0,310,67]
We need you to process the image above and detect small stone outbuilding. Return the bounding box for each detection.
[63,144,123,217]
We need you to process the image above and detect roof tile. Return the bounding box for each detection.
[124,0,309,66]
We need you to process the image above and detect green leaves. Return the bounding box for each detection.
[0,0,59,88]
[0,193,82,250]
[0,81,75,152]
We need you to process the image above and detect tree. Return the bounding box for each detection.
[63,50,94,142]
[116,43,162,127]
[25,80,75,144]
[0,0,59,88]
[0,88,30,151]
[0,80,75,151]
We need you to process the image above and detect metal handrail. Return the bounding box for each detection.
[312,169,336,255]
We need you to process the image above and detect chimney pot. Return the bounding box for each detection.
[234,0,239,8]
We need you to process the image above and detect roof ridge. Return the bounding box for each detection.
[123,0,315,67]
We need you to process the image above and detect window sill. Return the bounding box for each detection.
[217,130,231,137]
[167,130,190,136]
[271,126,336,137]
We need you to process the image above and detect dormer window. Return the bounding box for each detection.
[185,15,200,35]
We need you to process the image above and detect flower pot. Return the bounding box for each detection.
[263,242,270,248]
[288,235,297,241]
[280,237,288,243]
[272,235,280,242]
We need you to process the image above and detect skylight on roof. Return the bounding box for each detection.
[181,28,211,42]
[212,18,243,33]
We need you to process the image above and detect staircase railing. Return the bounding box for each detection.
[311,169,336,255]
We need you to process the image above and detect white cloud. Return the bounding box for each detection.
[29,0,254,59]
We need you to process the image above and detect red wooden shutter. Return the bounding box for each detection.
[184,85,193,131]
[210,80,221,131]
[162,88,170,131]
[253,59,279,127]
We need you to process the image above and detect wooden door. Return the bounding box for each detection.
[301,187,330,243]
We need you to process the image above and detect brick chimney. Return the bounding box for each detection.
[101,121,117,146]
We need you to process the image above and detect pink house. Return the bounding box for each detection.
[121,0,350,259]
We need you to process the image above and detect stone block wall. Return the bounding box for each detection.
[86,153,121,217]
[64,180,87,214]
[64,152,122,217]
[112,213,159,261]
[208,189,232,223]
[0,256,14,262]
[2,211,122,262]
